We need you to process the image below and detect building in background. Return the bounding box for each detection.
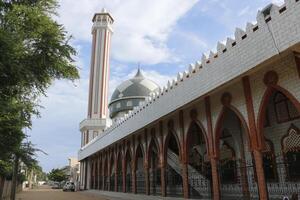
[78,2,300,200]
[68,157,80,183]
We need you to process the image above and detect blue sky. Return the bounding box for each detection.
[28,0,284,172]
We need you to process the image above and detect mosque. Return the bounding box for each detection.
[78,2,300,199]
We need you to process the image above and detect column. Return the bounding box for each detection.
[242,76,268,199]
[211,158,220,200]
[122,156,126,193]
[179,110,189,199]
[115,160,118,192]
[98,155,101,190]
[205,96,220,200]
[253,150,268,200]
[159,121,166,197]
[132,161,137,194]
[160,165,166,197]
[93,158,96,189]
[102,158,105,190]
[144,163,150,195]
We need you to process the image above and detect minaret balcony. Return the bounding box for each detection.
[79,118,107,132]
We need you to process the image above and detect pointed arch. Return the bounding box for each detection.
[124,147,132,193]
[116,150,123,172]
[257,85,300,149]
[135,144,145,168]
[185,120,210,160]
[214,105,251,158]
[147,137,160,164]
[163,130,182,161]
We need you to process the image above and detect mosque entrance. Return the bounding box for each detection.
[216,107,258,199]
[116,154,122,192]
[186,122,212,199]
[125,151,132,193]
[148,139,161,196]
[165,132,183,197]
[135,145,145,194]
[109,158,115,191]
[260,90,300,199]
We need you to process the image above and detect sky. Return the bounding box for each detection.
[28,0,284,172]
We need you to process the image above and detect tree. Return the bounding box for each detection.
[11,142,46,200]
[0,0,79,198]
[48,168,67,182]
[0,0,79,159]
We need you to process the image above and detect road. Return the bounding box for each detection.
[16,186,109,200]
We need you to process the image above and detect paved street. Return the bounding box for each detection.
[16,186,202,200]
[16,186,108,200]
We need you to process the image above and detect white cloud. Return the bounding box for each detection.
[57,0,198,64]
[30,77,89,172]
[238,6,251,17]
[271,0,284,5]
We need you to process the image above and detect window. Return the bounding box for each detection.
[274,92,300,123]
[116,102,121,109]
[126,101,132,107]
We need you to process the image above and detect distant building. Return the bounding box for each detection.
[68,158,80,183]
[78,3,300,200]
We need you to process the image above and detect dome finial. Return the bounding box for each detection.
[135,63,143,78]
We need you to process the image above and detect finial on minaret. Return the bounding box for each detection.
[101,7,107,13]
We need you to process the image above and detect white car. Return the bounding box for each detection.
[63,182,75,192]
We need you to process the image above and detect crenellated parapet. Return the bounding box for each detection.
[79,1,300,160]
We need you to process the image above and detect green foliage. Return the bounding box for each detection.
[48,168,67,182]
[0,160,13,178]
[0,0,79,177]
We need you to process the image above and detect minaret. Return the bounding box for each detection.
[88,8,113,119]
[80,8,113,146]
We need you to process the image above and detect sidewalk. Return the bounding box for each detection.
[82,190,210,200]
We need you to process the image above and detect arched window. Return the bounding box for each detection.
[282,125,300,181]
[262,139,278,182]
[274,92,300,123]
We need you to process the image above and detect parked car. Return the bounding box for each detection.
[51,182,60,189]
[63,182,75,192]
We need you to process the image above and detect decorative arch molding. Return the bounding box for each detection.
[257,84,300,150]
[214,105,251,158]
[281,124,300,153]
[262,138,276,154]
